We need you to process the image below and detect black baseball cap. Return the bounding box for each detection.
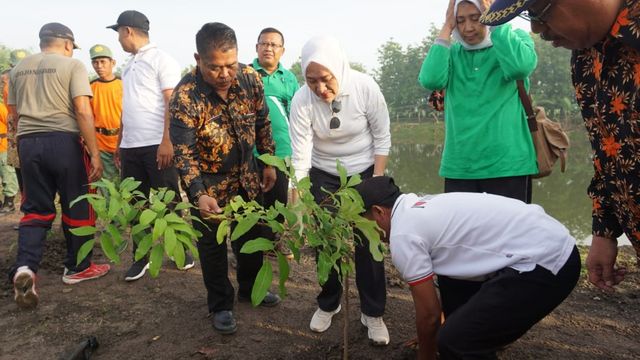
[107,10,150,31]
[39,22,80,49]
[354,176,402,212]
[480,0,535,26]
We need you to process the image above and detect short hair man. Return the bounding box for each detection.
[8,23,110,309]
[251,27,299,258]
[356,176,580,359]
[0,70,19,215]
[108,10,193,280]
[480,0,637,293]
[89,44,122,181]
[169,22,279,335]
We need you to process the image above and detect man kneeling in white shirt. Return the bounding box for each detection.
[355,176,580,360]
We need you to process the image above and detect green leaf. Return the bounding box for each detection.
[216,220,230,245]
[163,190,177,203]
[258,154,287,173]
[275,202,297,225]
[277,252,290,298]
[250,261,272,307]
[230,214,259,241]
[107,195,120,219]
[148,244,164,277]
[131,223,147,237]
[150,200,167,214]
[172,241,185,268]
[266,220,285,233]
[354,219,384,261]
[317,252,332,286]
[139,209,157,226]
[120,177,142,193]
[70,193,102,208]
[164,212,185,224]
[240,237,274,254]
[296,176,311,191]
[337,160,347,187]
[135,234,153,261]
[69,226,97,236]
[345,174,362,188]
[176,233,199,259]
[174,202,192,211]
[164,227,177,254]
[76,239,95,266]
[152,218,168,241]
[106,224,123,248]
[100,232,119,264]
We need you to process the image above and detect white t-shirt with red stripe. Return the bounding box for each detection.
[389,193,576,286]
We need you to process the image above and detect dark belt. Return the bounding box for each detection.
[95,127,119,136]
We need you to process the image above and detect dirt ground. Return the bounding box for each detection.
[1,210,639,360]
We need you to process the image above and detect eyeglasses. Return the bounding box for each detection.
[329,100,341,130]
[257,42,283,49]
[517,0,553,24]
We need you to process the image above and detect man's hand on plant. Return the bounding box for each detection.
[586,235,627,292]
[261,166,276,192]
[198,194,223,219]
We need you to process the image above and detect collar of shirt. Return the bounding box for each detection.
[136,42,157,55]
[251,58,284,76]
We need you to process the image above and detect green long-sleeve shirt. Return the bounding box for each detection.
[418,24,538,179]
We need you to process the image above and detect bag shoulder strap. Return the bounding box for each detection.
[516,80,538,132]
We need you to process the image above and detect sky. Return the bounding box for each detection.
[1,0,530,75]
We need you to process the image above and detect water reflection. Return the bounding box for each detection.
[387,133,593,240]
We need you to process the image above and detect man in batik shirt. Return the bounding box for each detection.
[481,0,639,293]
[169,22,279,335]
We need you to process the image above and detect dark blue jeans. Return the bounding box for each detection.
[9,132,94,280]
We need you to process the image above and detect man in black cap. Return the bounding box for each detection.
[7,22,110,309]
[107,11,193,280]
[481,0,638,295]
[355,176,580,359]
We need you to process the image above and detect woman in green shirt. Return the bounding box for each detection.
[418,0,538,203]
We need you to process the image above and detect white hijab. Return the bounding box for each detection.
[452,0,493,51]
[301,36,351,97]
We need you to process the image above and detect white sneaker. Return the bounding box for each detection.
[361,314,390,346]
[310,305,341,333]
[13,266,38,309]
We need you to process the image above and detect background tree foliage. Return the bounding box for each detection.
[366,27,580,125]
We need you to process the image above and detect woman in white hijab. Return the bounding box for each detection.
[419,0,538,202]
[289,36,391,346]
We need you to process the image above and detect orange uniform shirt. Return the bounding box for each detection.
[90,77,123,153]
[0,102,8,152]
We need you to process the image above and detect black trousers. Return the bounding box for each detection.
[120,145,181,257]
[444,175,532,204]
[9,132,95,280]
[258,164,289,240]
[436,247,581,359]
[309,166,386,317]
[192,189,264,313]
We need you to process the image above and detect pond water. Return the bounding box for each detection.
[386,130,630,245]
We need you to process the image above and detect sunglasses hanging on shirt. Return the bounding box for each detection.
[330,100,342,129]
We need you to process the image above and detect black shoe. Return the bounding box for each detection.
[212,310,237,335]
[238,291,281,307]
[176,253,195,271]
[0,196,15,214]
[124,259,149,281]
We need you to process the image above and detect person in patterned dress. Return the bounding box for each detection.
[481,0,639,293]
[169,22,280,335]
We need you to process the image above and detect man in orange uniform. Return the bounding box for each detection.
[89,44,122,180]
[0,89,19,214]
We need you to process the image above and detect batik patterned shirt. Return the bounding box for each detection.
[572,0,640,259]
[169,65,274,206]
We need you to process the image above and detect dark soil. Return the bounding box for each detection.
[1,210,639,360]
